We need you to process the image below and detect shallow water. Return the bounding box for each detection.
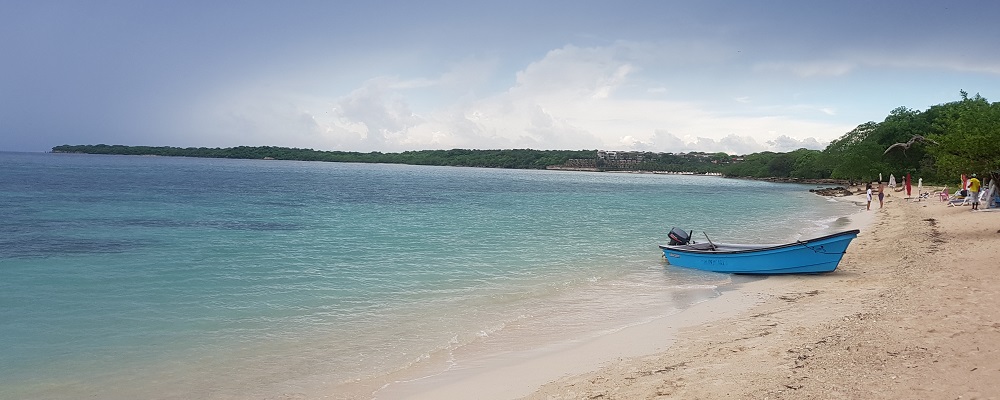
[0,152,858,399]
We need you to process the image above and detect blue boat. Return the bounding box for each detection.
[659,228,860,274]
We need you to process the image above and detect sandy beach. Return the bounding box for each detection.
[522,189,1000,399]
[361,188,1000,400]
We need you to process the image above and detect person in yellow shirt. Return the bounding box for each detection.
[968,174,982,210]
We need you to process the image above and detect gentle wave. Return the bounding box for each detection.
[0,153,858,399]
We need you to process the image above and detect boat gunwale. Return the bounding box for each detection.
[658,229,860,255]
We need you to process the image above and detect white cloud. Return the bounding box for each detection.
[649,130,688,152]
[387,56,500,92]
[636,131,825,155]
[767,135,826,152]
[592,64,633,99]
[719,134,769,154]
[7,1,1000,154]
[193,41,857,154]
[511,45,635,100]
[329,80,423,147]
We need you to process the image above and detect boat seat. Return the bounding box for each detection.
[677,242,716,251]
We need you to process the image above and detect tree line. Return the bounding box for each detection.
[49,145,597,170]
[721,90,999,185]
[51,91,998,184]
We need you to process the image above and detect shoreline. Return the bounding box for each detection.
[371,275,773,400]
[37,151,877,192]
[525,189,1000,399]
[362,189,875,399]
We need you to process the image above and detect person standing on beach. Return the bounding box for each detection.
[878,183,885,208]
[969,174,982,210]
[866,183,873,210]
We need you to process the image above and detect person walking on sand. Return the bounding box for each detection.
[866,183,873,211]
[878,183,885,208]
[969,174,982,211]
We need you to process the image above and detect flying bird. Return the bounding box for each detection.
[883,135,939,155]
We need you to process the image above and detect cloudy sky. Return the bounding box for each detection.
[2,0,998,154]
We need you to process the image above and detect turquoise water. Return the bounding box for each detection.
[0,152,857,399]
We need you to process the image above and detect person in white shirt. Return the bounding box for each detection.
[866,183,873,211]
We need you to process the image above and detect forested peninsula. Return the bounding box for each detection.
[52,91,1000,184]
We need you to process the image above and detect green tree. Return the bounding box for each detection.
[927,91,1000,185]
[877,106,933,177]
[821,122,887,181]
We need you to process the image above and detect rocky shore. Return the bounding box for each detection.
[809,186,856,196]
[727,176,853,185]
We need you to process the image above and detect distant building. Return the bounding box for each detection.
[597,150,645,168]
[549,150,744,172]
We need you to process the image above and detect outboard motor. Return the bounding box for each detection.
[667,227,691,245]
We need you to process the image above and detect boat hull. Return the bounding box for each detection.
[659,230,860,274]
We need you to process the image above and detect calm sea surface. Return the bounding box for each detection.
[0,152,858,399]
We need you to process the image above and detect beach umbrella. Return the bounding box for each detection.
[906,173,912,196]
[880,173,883,182]
[918,178,923,196]
[889,174,896,188]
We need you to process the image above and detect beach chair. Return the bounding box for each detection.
[938,187,949,201]
[948,190,983,207]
